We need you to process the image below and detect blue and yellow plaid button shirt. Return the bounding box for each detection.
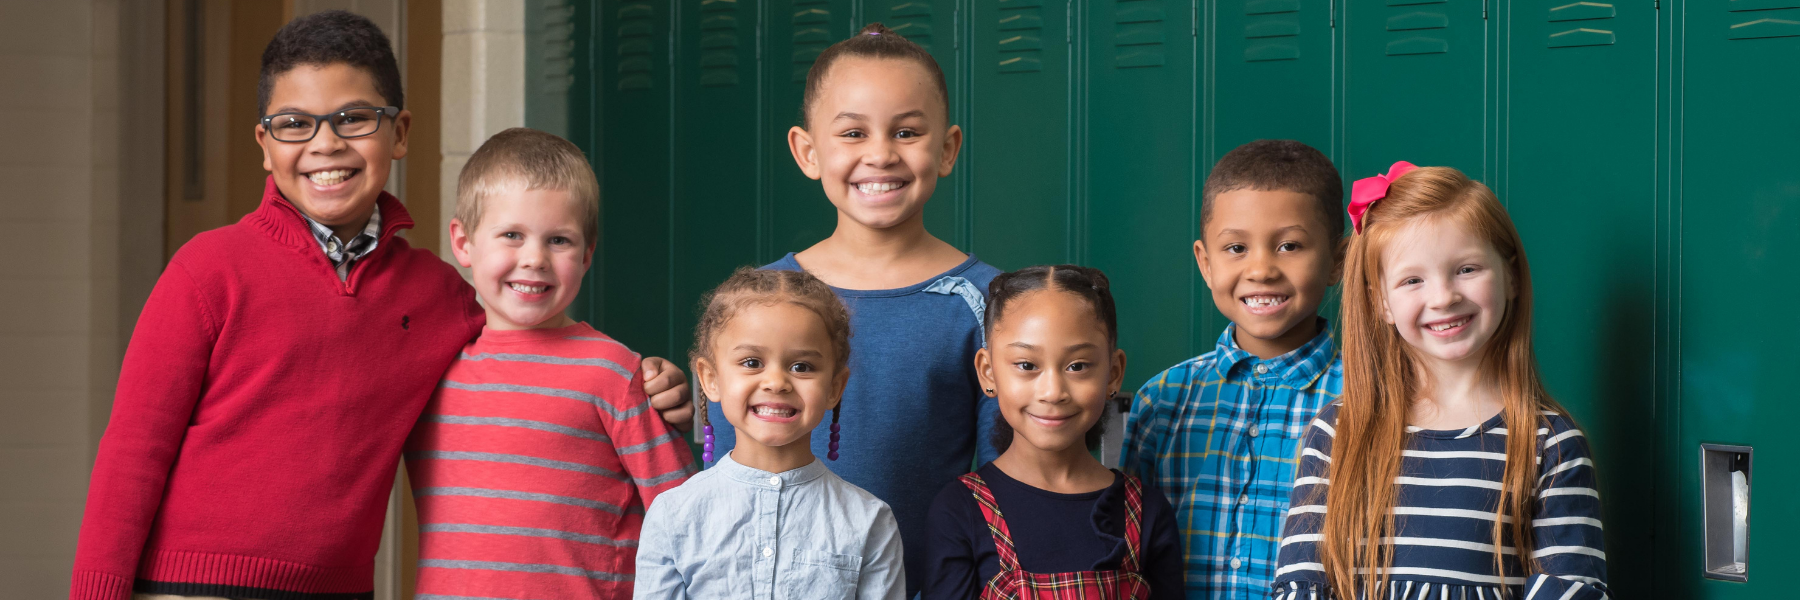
[1120,320,1340,600]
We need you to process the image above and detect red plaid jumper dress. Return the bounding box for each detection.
[958,472,1153,600]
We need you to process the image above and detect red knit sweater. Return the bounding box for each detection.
[71,177,485,600]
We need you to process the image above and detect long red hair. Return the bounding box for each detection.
[1322,166,1567,597]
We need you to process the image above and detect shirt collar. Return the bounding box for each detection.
[1213,317,1338,385]
[715,452,830,489]
[300,210,382,265]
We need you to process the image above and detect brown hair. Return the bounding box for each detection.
[983,265,1118,453]
[798,22,948,128]
[690,268,853,431]
[455,127,600,246]
[1323,166,1568,598]
[1200,140,1344,245]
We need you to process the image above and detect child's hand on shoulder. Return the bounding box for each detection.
[640,357,693,431]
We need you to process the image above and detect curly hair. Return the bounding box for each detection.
[258,10,404,115]
[690,267,852,381]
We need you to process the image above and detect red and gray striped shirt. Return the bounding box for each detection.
[406,322,696,599]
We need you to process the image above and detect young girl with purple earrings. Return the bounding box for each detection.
[922,265,1184,599]
[636,267,905,599]
[1271,164,1609,599]
[704,22,1001,597]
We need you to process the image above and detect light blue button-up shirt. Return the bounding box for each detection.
[635,453,906,599]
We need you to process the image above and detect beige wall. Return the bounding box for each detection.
[0,0,165,595]
[440,0,525,265]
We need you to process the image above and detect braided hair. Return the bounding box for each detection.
[983,265,1120,453]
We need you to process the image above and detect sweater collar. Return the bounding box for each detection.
[245,175,414,253]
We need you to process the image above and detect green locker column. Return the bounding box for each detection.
[1499,2,1656,595]
[1203,0,1340,345]
[765,0,857,261]
[1342,0,1487,180]
[864,0,968,248]
[1084,0,1198,385]
[670,0,765,364]
[599,0,676,356]
[965,0,1078,270]
[1666,1,1800,596]
[527,0,599,320]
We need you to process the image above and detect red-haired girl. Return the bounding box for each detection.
[1271,163,1609,600]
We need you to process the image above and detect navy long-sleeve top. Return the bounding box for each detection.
[922,462,1186,599]
[1272,402,1610,600]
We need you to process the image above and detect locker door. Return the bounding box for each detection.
[765,0,857,260]
[864,0,967,247]
[527,0,601,322]
[965,0,1076,270]
[1085,0,1198,384]
[1204,0,1339,346]
[671,0,764,361]
[600,0,676,355]
[1669,1,1800,596]
[1342,0,1487,179]
[1500,2,1656,594]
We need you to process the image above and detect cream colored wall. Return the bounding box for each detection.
[0,0,165,596]
[440,0,525,267]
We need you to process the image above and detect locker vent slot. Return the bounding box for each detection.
[1730,0,1800,11]
[539,1,576,95]
[1547,2,1615,22]
[791,1,832,82]
[1115,0,1167,68]
[886,2,936,52]
[618,2,655,90]
[1243,2,1301,62]
[997,0,1045,73]
[1729,9,1800,40]
[1384,5,1449,55]
[699,0,741,87]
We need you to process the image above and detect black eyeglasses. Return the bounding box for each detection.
[260,106,399,142]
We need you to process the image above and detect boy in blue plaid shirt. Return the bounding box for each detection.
[1120,140,1345,599]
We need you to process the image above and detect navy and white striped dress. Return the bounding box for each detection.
[1271,403,1609,600]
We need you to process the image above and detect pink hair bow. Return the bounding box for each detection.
[1348,161,1418,234]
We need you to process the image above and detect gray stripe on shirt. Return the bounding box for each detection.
[458,352,633,379]
[406,450,627,480]
[422,523,637,547]
[413,486,636,515]
[440,380,649,420]
[418,559,633,581]
[423,414,609,442]
[615,430,682,455]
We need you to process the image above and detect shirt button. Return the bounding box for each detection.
[1254,364,1269,374]
[1231,558,1243,570]
[763,547,773,558]
[1248,428,1259,438]
[768,476,782,488]
[326,240,340,253]
[1239,494,1250,505]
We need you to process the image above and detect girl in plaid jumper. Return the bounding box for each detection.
[922,266,1184,600]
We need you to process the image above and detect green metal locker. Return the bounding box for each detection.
[1342,0,1487,180]
[1496,2,1658,597]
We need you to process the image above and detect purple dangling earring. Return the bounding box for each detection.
[699,392,715,463]
[827,407,842,461]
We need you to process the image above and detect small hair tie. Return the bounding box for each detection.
[1347,161,1418,234]
[866,31,881,36]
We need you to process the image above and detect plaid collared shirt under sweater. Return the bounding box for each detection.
[1119,320,1341,599]
[300,210,381,281]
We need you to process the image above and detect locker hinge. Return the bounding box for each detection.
[953,6,959,49]
[1329,0,1337,28]
[1192,0,1198,37]
[1483,0,1489,19]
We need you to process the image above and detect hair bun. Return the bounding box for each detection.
[858,22,894,36]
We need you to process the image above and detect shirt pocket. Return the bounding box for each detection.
[781,548,863,599]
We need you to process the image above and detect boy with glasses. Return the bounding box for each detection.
[70,12,693,600]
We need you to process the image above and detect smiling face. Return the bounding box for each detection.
[449,183,592,330]
[1377,217,1514,368]
[788,57,962,232]
[977,290,1126,455]
[256,63,409,232]
[1196,189,1342,358]
[698,301,849,455]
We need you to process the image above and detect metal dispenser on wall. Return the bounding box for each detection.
[1701,444,1752,582]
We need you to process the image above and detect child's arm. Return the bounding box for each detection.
[919,483,981,599]
[1119,372,1173,480]
[859,504,908,600]
[1138,482,1188,600]
[632,502,691,600]
[605,368,698,506]
[1522,421,1610,599]
[71,263,217,599]
[1270,409,1335,599]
